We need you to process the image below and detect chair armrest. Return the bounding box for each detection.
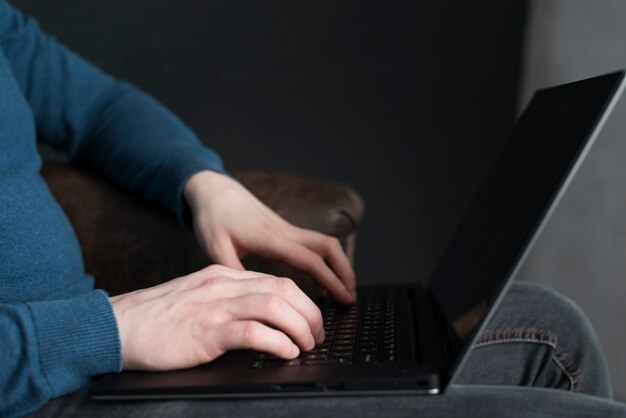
[41,163,365,295]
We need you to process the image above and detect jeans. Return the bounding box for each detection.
[27,282,626,417]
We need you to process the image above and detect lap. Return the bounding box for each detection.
[27,385,626,418]
[454,282,612,397]
[27,282,623,417]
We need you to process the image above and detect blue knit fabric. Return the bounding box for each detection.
[0,1,225,416]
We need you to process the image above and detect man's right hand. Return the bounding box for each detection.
[109,264,325,371]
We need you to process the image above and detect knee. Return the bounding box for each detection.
[497,282,601,354]
[503,282,592,335]
[489,282,611,397]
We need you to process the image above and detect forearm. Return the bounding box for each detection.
[74,82,226,220]
[0,1,226,221]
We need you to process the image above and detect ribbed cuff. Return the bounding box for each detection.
[169,150,230,229]
[28,290,122,396]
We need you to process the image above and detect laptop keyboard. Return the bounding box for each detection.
[250,290,396,368]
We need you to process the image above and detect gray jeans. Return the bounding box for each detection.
[28,282,626,417]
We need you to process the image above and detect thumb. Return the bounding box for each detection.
[211,238,246,271]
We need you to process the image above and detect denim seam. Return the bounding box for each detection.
[475,328,582,392]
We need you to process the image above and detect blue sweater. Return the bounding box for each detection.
[0,2,225,416]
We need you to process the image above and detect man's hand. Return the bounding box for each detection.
[183,170,356,305]
[110,265,324,370]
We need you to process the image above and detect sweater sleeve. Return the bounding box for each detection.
[0,0,226,222]
[0,290,121,417]
[0,3,215,416]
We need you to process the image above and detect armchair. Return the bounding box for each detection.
[40,164,365,296]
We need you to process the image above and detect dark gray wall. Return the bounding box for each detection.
[15,0,527,285]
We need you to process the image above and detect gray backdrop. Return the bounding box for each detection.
[518,0,626,401]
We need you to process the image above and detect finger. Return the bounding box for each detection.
[222,293,317,351]
[192,274,324,343]
[258,236,354,305]
[237,277,324,344]
[170,265,274,295]
[249,196,292,228]
[188,264,273,284]
[291,229,356,294]
[218,320,300,359]
[207,238,246,271]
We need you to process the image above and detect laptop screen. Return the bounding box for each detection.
[426,71,625,380]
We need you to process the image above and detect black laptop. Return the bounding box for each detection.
[91,71,626,399]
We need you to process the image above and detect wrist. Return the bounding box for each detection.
[184,170,237,210]
[110,294,131,369]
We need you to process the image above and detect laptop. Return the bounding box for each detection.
[91,71,626,399]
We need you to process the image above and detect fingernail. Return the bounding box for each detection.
[351,289,357,302]
[290,344,300,358]
[316,328,325,344]
[308,334,316,350]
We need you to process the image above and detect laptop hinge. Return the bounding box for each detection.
[409,285,453,377]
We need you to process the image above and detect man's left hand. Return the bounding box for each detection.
[183,170,356,305]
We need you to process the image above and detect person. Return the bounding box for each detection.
[0,1,623,417]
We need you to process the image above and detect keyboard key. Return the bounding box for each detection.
[360,325,378,332]
[332,351,353,358]
[306,353,328,361]
[381,349,395,362]
[334,345,354,352]
[250,361,264,368]
[281,359,302,367]
[356,354,377,363]
[359,335,378,342]
[310,358,351,366]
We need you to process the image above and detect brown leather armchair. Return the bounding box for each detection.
[41,164,365,296]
